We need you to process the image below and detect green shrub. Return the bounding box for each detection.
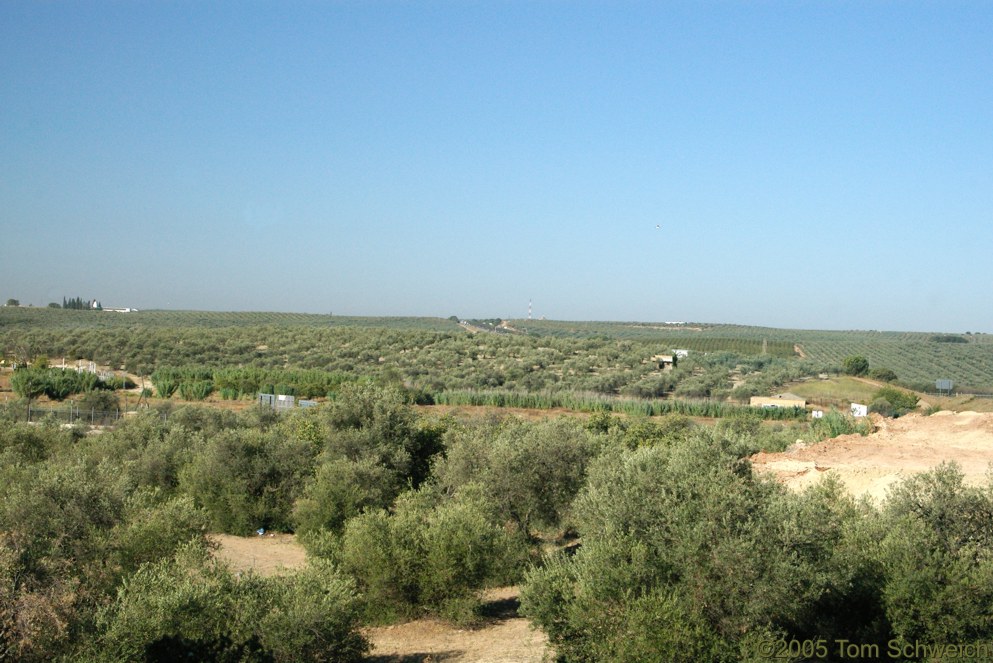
[869,367,898,382]
[10,368,51,400]
[810,409,873,439]
[338,488,525,625]
[292,456,396,535]
[433,417,596,536]
[94,541,368,662]
[870,397,895,418]
[152,377,178,399]
[521,439,881,662]
[179,429,315,535]
[321,383,443,490]
[879,464,993,648]
[843,355,870,376]
[871,386,919,417]
[102,375,136,390]
[178,380,214,401]
[77,389,120,414]
[255,559,369,662]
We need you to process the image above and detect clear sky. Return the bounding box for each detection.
[2,1,991,332]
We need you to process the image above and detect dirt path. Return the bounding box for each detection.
[364,587,550,663]
[751,411,993,502]
[211,533,308,576]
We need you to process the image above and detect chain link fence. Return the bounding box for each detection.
[13,404,166,425]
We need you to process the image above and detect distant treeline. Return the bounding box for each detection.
[60,296,102,310]
[930,334,969,343]
[4,308,993,391]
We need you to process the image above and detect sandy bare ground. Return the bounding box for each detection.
[210,533,308,576]
[364,587,550,663]
[750,411,993,502]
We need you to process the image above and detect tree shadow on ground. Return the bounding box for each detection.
[365,651,463,662]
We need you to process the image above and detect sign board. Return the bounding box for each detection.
[936,379,953,393]
[851,403,868,418]
[812,410,824,419]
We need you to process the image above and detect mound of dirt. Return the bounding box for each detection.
[751,411,993,502]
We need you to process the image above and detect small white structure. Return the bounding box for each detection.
[812,410,824,419]
[750,393,807,409]
[851,403,868,417]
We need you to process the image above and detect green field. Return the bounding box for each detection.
[512,319,993,391]
[3,308,992,394]
[786,376,883,406]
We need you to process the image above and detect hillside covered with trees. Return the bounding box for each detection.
[2,384,992,661]
[3,310,993,661]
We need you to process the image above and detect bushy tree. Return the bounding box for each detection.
[9,367,48,402]
[433,416,596,536]
[0,453,210,662]
[521,435,881,662]
[871,386,919,417]
[843,355,870,376]
[869,367,898,382]
[322,382,443,489]
[879,463,993,648]
[179,428,315,535]
[290,385,445,539]
[335,487,525,625]
[93,541,368,662]
[292,456,396,535]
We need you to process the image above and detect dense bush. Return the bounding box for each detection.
[810,408,874,439]
[521,436,810,661]
[292,456,396,535]
[0,450,211,662]
[433,417,597,536]
[179,428,315,535]
[869,367,898,382]
[10,366,106,400]
[177,380,214,401]
[878,463,993,650]
[842,355,870,376]
[333,487,526,625]
[93,541,368,662]
[0,403,380,662]
[522,434,993,662]
[871,385,920,417]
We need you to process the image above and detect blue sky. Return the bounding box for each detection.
[2,1,991,332]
